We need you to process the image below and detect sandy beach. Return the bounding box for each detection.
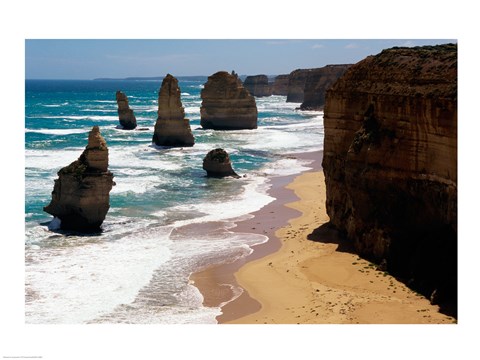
[192,151,456,324]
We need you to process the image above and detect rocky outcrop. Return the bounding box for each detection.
[203,148,239,178]
[299,64,351,110]
[286,69,311,102]
[152,74,195,147]
[200,71,258,130]
[271,74,289,95]
[322,43,457,315]
[116,91,137,129]
[44,126,115,231]
[243,75,272,97]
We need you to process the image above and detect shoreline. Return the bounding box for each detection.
[192,150,456,324]
[190,150,323,323]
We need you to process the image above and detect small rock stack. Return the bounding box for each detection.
[116,91,137,129]
[203,148,239,178]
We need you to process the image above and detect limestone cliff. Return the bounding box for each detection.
[44,126,115,231]
[322,43,457,315]
[200,71,258,130]
[286,69,311,102]
[203,148,239,178]
[243,75,272,97]
[271,74,289,95]
[116,91,137,129]
[152,74,195,147]
[299,64,351,110]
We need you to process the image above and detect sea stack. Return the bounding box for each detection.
[299,64,351,110]
[243,75,272,97]
[116,91,137,129]
[44,126,115,231]
[152,74,195,147]
[286,69,311,102]
[322,44,457,314]
[203,148,239,178]
[271,74,289,95]
[200,71,258,130]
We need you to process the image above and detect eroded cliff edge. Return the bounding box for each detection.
[322,43,457,316]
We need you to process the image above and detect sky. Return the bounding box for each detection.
[25,39,455,80]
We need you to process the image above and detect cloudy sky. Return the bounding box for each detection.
[25,39,454,80]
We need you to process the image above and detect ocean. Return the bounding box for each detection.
[24,78,324,324]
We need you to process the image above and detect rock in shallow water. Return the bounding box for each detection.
[44,126,115,231]
[202,148,239,178]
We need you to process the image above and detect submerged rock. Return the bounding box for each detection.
[243,75,272,97]
[322,43,457,315]
[200,71,258,130]
[44,126,115,231]
[203,148,239,178]
[152,74,195,147]
[116,91,137,129]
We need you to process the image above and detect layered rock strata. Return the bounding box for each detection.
[44,126,115,231]
[322,43,457,315]
[116,91,137,129]
[271,74,289,95]
[286,69,311,102]
[243,75,272,97]
[152,74,195,147]
[203,148,239,178]
[200,71,258,130]
[299,64,351,110]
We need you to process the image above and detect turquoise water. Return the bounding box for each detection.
[25,79,324,323]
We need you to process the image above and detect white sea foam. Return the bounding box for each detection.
[25,223,173,324]
[41,102,69,107]
[25,128,90,135]
[181,92,191,96]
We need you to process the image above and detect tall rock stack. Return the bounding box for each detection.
[299,64,351,110]
[116,91,137,129]
[243,75,272,97]
[152,74,195,147]
[322,44,457,314]
[286,69,311,102]
[271,74,289,95]
[200,71,258,130]
[44,126,115,231]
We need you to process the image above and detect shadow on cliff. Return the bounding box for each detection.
[307,222,356,254]
[307,222,457,319]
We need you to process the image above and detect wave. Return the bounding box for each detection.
[25,128,90,135]
[41,102,69,107]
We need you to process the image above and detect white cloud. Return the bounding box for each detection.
[345,43,359,49]
[311,44,325,49]
[400,40,416,47]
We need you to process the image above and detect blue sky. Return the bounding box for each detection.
[25,39,455,80]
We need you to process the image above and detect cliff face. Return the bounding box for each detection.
[286,69,310,102]
[44,126,115,231]
[116,91,137,129]
[271,74,289,95]
[152,74,195,147]
[200,71,258,130]
[322,44,457,315]
[243,75,272,97]
[300,64,351,110]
